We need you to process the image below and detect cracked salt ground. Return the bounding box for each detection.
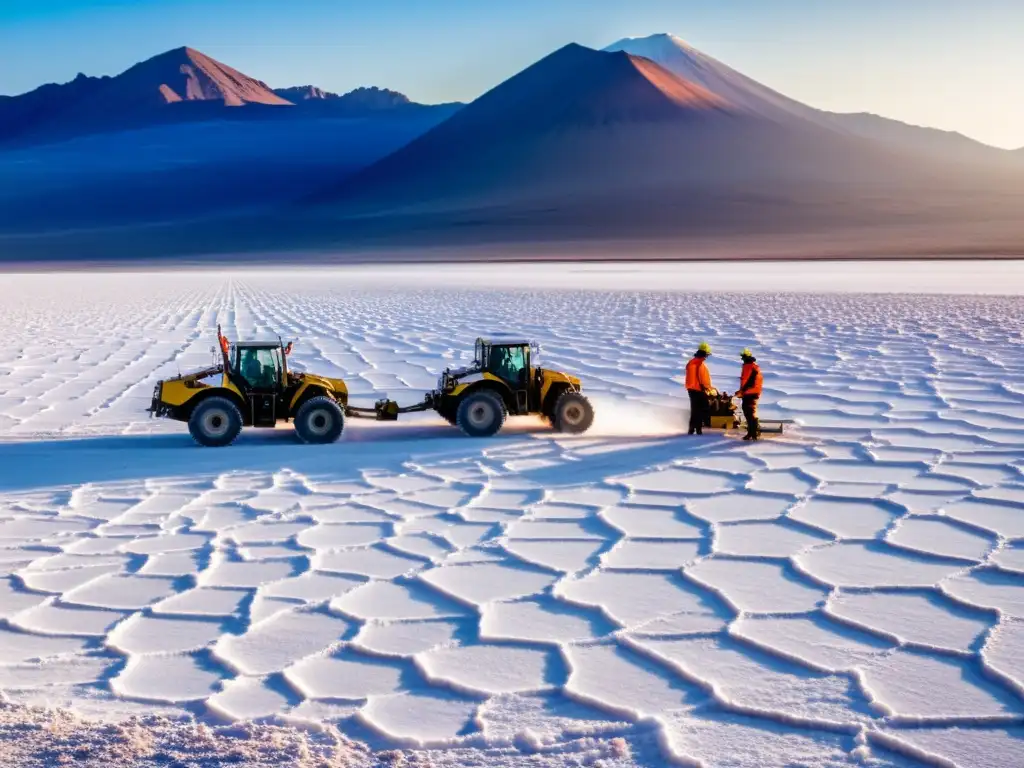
[0,273,1023,766]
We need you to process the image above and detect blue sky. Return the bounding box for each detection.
[2,0,1021,148]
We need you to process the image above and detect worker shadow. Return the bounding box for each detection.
[513,432,740,487]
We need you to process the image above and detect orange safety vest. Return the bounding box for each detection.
[685,357,712,392]
[739,362,763,396]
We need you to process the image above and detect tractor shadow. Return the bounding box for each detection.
[0,419,745,494]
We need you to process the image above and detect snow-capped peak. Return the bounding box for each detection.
[603,33,821,124]
[608,33,694,53]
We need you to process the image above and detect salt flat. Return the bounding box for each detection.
[0,264,1022,767]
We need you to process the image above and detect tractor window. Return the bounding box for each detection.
[238,348,281,389]
[489,346,527,384]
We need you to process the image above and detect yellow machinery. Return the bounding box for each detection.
[708,391,740,430]
[356,337,594,438]
[430,337,593,437]
[149,326,348,446]
[706,389,785,435]
[150,332,594,446]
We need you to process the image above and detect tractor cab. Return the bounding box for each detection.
[214,325,293,426]
[476,337,537,413]
[217,325,292,391]
[221,340,292,427]
[231,342,287,391]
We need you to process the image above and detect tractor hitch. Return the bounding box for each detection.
[344,395,436,421]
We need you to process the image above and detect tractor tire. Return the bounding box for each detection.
[189,397,243,447]
[456,390,506,437]
[295,396,345,444]
[553,391,594,434]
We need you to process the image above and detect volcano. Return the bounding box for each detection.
[306,42,1021,245]
[605,34,1007,165]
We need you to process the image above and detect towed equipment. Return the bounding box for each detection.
[705,389,787,435]
[149,329,594,447]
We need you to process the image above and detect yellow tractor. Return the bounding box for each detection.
[426,337,594,437]
[150,332,594,445]
[149,326,349,446]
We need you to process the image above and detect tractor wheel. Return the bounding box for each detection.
[295,396,345,444]
[553,391,594,434]
[456,391,506,437]
[189,397,243,447]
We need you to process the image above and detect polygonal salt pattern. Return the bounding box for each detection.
[112,653,222,703]
[713,520,833,558]
[886,516,995,561]
[214,610,352,675]
[795,542,969,588]
[418,644,557,695]
[208,675,292,720]
[827,591,991,653]
[1,276,1023,765]
[331,579,469,620]
[480,597,616,644]
[286,649,407,699]
[633,634,875,726]
[564,643,703,718]
[859,650,1020,719]
[686,559,828,613]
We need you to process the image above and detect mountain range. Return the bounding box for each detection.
[1,35,1021,262]
[298,41,1021,250]
[0,47,454,145]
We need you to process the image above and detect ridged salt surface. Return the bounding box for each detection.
[0,267,1022,767]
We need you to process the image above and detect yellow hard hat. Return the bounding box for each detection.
[697,342,712,355]
[740,348,753,358]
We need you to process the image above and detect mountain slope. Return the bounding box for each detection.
[300,43,1022,247]
[0,47,289,143]
[310,43,733,206]
[0,47,465,236]
[604,34,1009,165]
[0,73,113,143]
[113,46,291,106]
[821,111,1012,165]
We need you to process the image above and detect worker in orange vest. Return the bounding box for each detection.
[685,342,713,435]
[738,348,763,440]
